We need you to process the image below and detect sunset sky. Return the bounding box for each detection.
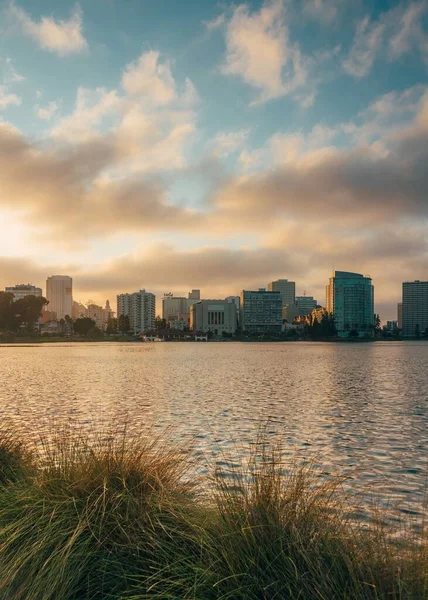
[0,0,427,319]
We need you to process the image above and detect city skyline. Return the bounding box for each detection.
[0,0,428,321]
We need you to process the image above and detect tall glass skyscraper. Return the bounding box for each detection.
[326,271,374,337]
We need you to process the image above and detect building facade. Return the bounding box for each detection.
[402,281,428,337]
[267,279,295,307]
[240,289,282,334]
[46,276,73,319]
[326,271,374,337]
[162,294,188,322]
[397,303,403,330]
[5,284,42,300]
[85,300,114,330]
[283,295,317,322]
[117,289,155,334]
[190,300,237,335]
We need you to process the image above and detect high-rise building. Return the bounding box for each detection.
[397,302,403,330]
[267,279,295,307]
[46,276,73,319]
[162,293,188,322]
[186,289,201,313]
[190,300,237,335]
[5,284,42,300]
[326,271,374,337]
[402,281,428,337]
[117,290,155,334]
[240,289,282,334]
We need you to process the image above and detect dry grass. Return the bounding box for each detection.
[0,432,426,599]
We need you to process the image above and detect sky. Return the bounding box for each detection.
[0,0,427,319]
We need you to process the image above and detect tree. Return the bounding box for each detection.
[415,324,420,338]
[106,317,118,334]
[373,314,381,336]
[349,329,359,339]
[65,315,74,334]
[118,314,130,333]
[0,292,18,331]
[14,295,48,332]
[74,317,97,336]
[87,326,103,339]
[155,316,167,333]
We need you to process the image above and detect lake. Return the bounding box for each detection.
[1,341,427,530]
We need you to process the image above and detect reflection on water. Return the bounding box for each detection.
[1,341,427,529]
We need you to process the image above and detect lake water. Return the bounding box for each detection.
[1,341,427,530]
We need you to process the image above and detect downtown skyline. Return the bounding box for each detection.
[0,0,428,321]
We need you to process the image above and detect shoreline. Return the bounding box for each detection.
[1,337,426,345]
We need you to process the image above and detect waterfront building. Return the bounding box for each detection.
[397,302,403,330]
[386,321,398,331]
[190,299,237,335]
[72,301,87,320]
[326,271,374,337]
[402,281,428,337]
[162,293,188,322]
[240,289,282,334]
[226,296,240,325]
[282,303,299,323]
[283,295,317,322]
[267,279,295,307]
[295,295,317,315]
[46,276,73,320]
[186,289,201,313]
[86,300,115,330]
[117,290,155,334]
[5,284,42,300]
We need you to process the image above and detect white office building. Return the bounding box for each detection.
[190,300,237,335]
[5,284,42,300]
[46,276,73,319]
[117,289,155,334]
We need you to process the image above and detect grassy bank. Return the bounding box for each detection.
[0,433,426,600]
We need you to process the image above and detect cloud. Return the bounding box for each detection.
[0,57,25,83]
[220,0,309,103]
[204,13,226,30]
[8,2,88,56]
[35,100,58,120]
[211,88,428,226]
[0,85,21,108]
[0,121,202,241]
[302,0,340,24]
[343,2,428,78]
[343,15,385,77]
[211,129,250,157]
[122,51,177,105]
[388,1,428,64]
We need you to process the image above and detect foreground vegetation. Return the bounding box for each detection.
[0,432,427,599]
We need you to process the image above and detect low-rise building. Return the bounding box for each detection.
[190,300,237,336]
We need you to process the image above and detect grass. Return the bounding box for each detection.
[0,432,426,600]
